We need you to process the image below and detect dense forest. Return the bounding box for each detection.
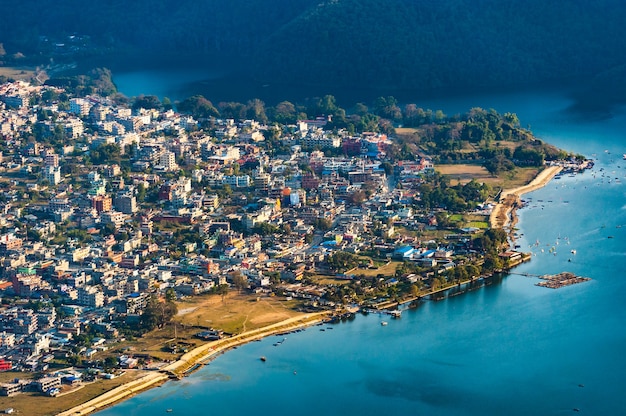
[2,0,626,105]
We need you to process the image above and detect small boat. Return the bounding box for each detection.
[166,410,173,413]
[571,249,576,254]
[260,356,266,362]
[381,321,388,326]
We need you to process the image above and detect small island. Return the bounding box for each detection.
[0,70,591,415]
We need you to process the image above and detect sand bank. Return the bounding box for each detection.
[489,166,563,229]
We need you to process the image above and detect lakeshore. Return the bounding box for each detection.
[489,165,564,230]
[52,163,567,415]
[56,313,329,416]
[88,82,626,416]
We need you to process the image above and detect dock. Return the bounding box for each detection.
[535,272,590,289]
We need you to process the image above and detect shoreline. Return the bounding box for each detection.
[56,312,330,416]
[56,166,564,416]
[489,165,563,230]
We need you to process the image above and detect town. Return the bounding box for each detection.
[0,76,589,410]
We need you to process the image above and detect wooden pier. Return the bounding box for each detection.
[535,272,590,289]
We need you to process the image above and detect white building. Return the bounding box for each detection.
[42,165,62,185]
[78,286,105,308]
[70,98,92,116]
[159,151,177,171]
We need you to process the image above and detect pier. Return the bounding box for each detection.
[535,272,590,289]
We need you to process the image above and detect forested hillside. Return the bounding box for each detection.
[2,0,626,97]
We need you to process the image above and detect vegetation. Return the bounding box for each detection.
[3,0,626,106]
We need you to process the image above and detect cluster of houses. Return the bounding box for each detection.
[0,79,489,390]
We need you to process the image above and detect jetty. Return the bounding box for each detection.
[535,272,590,289]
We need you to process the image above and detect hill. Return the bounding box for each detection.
[2,0,626,102]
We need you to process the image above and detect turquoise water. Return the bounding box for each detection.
[97,90,626,415]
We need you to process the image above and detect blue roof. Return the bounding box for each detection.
[394,246,414,254]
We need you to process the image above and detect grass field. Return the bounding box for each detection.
[174,291,304,334]
[0,66,36,81]
[99,292,305,363]
[436,164,540,189]
[350,260,400,277]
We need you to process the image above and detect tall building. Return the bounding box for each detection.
[78,286,105,308]
[42,165,62,185]
[115,193,137,214]
[92,195,112,213]
[159,151,177,171]
[43,150,59,167]
[69,98,92,116]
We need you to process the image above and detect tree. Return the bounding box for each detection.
[141,295,177,330]
[162,96,173,111]
[133,95,161,110]
[271,101,296,124]
[231,271,248,293]
[216,284,229,302]
[165,288,177,303]
[314,218,332,231]
[104,356,118,370]
[136,183,147,202]
[178,95,219,119]
[246,98,267,123]
[482,254,503,274]
[252,222,279,236]
[347,190,367,205]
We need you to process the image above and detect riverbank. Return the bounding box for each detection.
[489,165,563,230]
[56,312,330,416]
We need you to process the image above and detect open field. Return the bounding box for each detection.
[395,127,419,135]
[0,66,36,81]
[310,275,352,285]
[436,164,540,188]
[350,260,400,277]
[100,292,305,362]
[436,164,496,185]
[175,291,304,334]
[310,260,401,283]
[0,370,150,416]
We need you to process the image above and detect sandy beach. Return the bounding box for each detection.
[489,165,563,230]
[56,312,329,416]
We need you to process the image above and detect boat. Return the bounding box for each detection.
[260,356,266,362]
[381,321,388,326]
[623,154,626,160]
[166,410,173,413]
[571,249,576,254]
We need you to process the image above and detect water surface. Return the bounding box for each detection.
[95,86,626,415]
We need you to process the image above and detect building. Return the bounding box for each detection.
[32,376,61,393]
[13,309,38,334]
[0,380,29,396]
[0,332,16,348]
[69,98,92,115]
[92,195,112,213]
[44,150,59,167]
[42,165,62,185]
[101,211,127,228]
[0,233,22,253]
[159,151,177,171]
[114,193,137,214]
[0,358,12,372]
[77,286,105,308]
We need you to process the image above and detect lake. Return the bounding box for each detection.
[95,71,626,415]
